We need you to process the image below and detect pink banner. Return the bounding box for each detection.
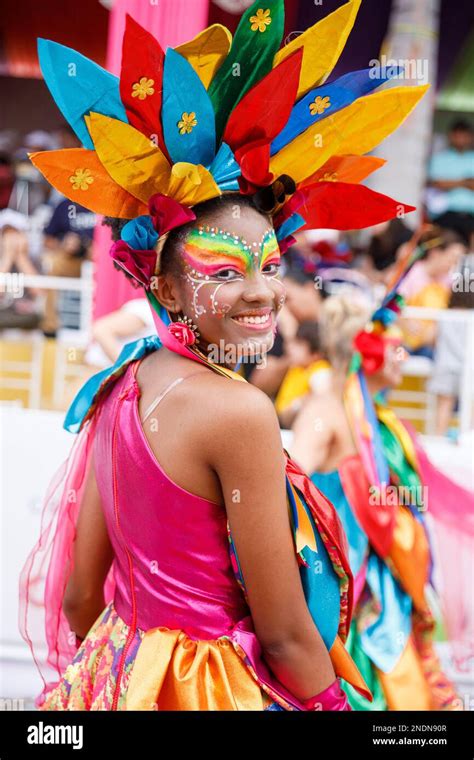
[93,0,210,319]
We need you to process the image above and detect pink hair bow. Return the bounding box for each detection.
[109,241,156,288]
[148,193,196,236]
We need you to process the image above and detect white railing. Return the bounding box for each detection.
[1,264,94,408]
[20,261,94,336]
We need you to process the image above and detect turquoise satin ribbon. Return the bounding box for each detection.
[361,553,412,673]
[311,470,368,577]
[311,469,412,673]
[64,335,162,434]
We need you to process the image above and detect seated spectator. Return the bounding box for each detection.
[40,198,96,336]
[0,210,41,329]
[399,226,466,358]
[428,255,474,436]
[275,320,331,429]
[427,120,474,247]
[361,218,413,284]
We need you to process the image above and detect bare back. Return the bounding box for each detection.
[135,347,229,505]
[291,389,358,475]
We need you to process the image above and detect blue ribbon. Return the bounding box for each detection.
[64,335,162,434]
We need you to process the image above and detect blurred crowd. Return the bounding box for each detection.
[0,119,473,436]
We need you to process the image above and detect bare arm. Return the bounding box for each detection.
[290,398,333,474]
[63,448,114,638]
[208,385,335,701]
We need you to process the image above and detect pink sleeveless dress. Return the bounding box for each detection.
[40,359,289,711]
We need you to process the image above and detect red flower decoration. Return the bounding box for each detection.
[168,321,196,346]
[353,330,385,374]
[109,241,156,287]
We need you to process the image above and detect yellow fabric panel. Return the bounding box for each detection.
[29,148,148,218]
[335,85,429,156]
[85,112,171,204]
[376,636,434,710]
[273,0,361,97]
[125,627,266,710]
[175,24,232,90]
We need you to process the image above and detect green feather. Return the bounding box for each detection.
[208,0,285,142]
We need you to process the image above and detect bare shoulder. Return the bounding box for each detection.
[190,372,282,454]
[196,372,278,423]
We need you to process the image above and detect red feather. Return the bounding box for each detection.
[119,15,169,159]
[299,182,416,230]
[235,141,273,191]
[223,49,302,188]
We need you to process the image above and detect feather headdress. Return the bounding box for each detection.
[31,0,427,344]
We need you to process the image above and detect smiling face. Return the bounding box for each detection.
[155,202,286,363]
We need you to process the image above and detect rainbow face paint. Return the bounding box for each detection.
[183,225,281,278]
[181,224,282,319]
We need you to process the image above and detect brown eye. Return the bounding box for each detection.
[216,268,242,281]
[262,261,281,275]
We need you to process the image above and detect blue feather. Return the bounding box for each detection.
[276,212,306,241]
[209,142,241,190]
[271,67,403,156]
[162,49,216,167]
[37,39,128,150]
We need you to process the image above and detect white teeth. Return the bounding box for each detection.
[234,314,270,324]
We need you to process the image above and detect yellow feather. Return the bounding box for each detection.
[270,105,354,183]
[175,24,232,90]
[273,0,361,98]
[270,84,428,185]
[335,84,430,156]
[85,112,171,204]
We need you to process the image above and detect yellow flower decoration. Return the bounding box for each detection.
[309,95,331,116]
[250,8,272,33]
[131,77,155,101]
[69,168,94,191]
[320,171,338,182]
[177,112,198,135]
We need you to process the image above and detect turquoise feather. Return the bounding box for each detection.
[37,39,128,150]
[162,49,216,167]
[209,142,241,190]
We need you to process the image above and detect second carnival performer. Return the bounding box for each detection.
[291,256,474,709]
[19,0,430,710]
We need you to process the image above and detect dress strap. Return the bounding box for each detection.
[141,371,207,424]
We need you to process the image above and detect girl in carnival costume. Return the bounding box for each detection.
[20,0,428,710]
[292,239,473,710]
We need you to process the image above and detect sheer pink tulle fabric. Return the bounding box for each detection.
[406,424,474,672]
[18,408,116,707]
